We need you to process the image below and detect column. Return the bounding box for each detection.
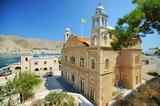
[92,19,94,28]
[100,17,103,27]
[102,18,105,27]
[97,18,100,27]
[105,19,108,27]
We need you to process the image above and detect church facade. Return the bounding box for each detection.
[61,4,141,106]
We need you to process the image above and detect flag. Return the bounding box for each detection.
[81,17,86,23]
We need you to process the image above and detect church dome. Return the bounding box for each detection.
[65,28,70,33]
[95,3,105,14]
[96,5,104,10]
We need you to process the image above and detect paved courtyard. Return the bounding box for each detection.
[35,70,78,94]
[141,57,160,81]
[35,70,64,93]
[44,75,64,90]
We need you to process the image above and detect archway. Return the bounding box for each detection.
[35,68,39,71]
[15,67,21,70]
[43,67,47,71]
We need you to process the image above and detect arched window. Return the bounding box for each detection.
[44,61,47,64]
[136,76,138,84]
[91,59,96,70]
[135,56,139,64]
[93,19,98,28]
[80,57,85,67]
[54,60,57,63]
[72,75,75,85]
[34,61,38,65]
[105,58,109,70]
[15,67,21,70]
[90,89,95,101]
[49,67,52,70]
[35,68,39,71]
[25,57,28,61]
[125,74,128,81]
[104,35,107,45]
[70,56,75,64]
[93,36,97,45]
[80,78,84,93]
[43,67,47,71]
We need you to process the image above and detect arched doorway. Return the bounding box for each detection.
[15,67,21,70]
[80,77,85,93]
[35,68,39,71]
[43,67,47,71]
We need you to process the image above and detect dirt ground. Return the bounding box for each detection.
[141,56,160,81]
[116,77,160,106]
[115,56,160,106]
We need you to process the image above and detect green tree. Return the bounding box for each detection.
[154,48,160,55]
[0,80,17,106]
[13,72,42,103]
[44,91,75,106]
[111,0,160,50]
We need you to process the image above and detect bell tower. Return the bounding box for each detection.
[64,28,71,43]
[91,3,111,47]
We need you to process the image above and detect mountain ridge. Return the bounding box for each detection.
[0,35,63,49]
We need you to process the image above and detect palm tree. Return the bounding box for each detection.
[44,91,75,106]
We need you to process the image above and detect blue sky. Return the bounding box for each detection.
[0,0,159,51]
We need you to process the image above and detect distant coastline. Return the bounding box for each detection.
[0,53,20,57]
[0,54,20,68]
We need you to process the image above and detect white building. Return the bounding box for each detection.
[11,54,59,76]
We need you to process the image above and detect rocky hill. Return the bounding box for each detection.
[116,77,160,106]
[0,35,63,50]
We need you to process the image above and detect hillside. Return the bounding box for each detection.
[0,35,63,50]
[116,77,160,106]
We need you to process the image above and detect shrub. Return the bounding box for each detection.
[13,72,42,102]
[44,91,75,106]
[147,72,159,77]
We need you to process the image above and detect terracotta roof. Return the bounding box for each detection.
[76,36,91,46]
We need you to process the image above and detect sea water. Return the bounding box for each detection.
[0,54,20,68]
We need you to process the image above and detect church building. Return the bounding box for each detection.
[61,4,141,106]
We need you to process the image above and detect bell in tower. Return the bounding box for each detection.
[91,3,110,47]
[92,3,108,29]
[64,28,71,43]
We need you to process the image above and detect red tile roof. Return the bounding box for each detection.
[76,36,91,44]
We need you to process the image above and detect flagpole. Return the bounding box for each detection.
[81,17,86,37]
[81,19,83,37]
